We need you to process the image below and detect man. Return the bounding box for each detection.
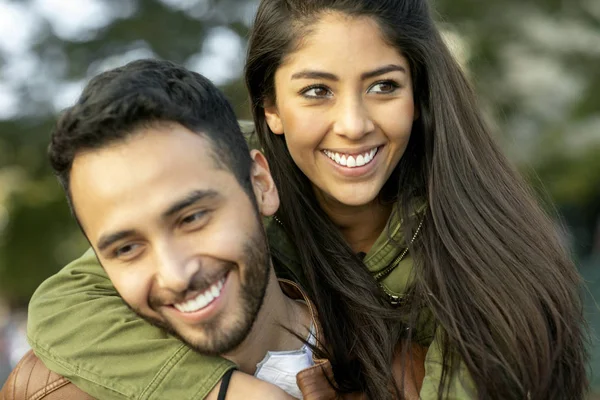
[1,59,424,400]
[45,58,327,399]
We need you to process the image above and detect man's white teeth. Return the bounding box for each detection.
[174,278,225,313]
[323,147,378,168]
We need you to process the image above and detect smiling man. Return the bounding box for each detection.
[40,59,329,400]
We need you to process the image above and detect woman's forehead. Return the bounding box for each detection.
[277,14,409,79]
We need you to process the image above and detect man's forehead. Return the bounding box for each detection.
[69,125,238,222]
[73,123,225,175]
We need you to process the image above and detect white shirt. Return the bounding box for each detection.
[254,323,316,399]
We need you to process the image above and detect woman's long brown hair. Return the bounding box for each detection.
[245,0,588,399]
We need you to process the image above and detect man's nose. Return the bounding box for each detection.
[332,95,375,140]
[155,244,199,293]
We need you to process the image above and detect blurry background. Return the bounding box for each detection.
[0,0,598,394]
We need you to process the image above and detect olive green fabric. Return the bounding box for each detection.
[27,121,475,399]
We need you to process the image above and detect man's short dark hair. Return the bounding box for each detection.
[49,59,253,210]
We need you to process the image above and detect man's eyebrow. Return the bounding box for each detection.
[360,64,406,80]
[162,189,220,220]
[96,190,220,253]
[97,230,137,252]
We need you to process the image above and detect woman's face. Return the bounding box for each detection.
[265,13,416,208]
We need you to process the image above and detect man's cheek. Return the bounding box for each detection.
[114,272,148,310]
[203,221,252,256]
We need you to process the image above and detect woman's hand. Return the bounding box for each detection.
[206,370,298,400]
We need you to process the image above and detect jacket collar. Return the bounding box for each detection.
[265,202,424,300]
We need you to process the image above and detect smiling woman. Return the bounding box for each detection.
[245,0,589,399]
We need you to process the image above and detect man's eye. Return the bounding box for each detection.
[114,243,140,258]
[301,85,332,98]
[367,80,400,94]
[181,211,207,225]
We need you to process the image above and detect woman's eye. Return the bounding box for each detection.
[368,81,399,94]
[301,86,332,98]
[181,211,207,225]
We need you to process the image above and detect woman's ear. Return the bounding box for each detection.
[263,103,284,135]
[250,149,280,217]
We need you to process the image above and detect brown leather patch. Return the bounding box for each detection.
[0,350,94,400]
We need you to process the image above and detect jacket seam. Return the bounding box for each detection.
[139,345,189,399]
[27,335,135,399]
[29,378,71,400]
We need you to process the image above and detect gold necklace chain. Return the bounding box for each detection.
[274,213,424,279]
[272,213,424,305]
[372,216,424,281]
[273,215,284,226]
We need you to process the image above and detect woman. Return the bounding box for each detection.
[26,0,587,399]
[244,1,587,398]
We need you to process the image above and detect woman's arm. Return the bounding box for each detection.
[27,249,234,399]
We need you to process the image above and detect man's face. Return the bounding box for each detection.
[70,123,278,355]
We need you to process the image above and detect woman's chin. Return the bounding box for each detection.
[318,186,381,209]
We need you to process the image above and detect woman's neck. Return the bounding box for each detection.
[316,191,393,254]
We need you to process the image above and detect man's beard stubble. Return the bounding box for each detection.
[130,225,272,356]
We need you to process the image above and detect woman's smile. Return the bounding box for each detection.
[321,145,383,178]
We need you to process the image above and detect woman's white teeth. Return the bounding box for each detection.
[174,278,225,313]
[323,147,378,168]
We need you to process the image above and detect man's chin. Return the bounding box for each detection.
[134,308,246,355]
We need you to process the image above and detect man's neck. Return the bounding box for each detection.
[223,268,311,374]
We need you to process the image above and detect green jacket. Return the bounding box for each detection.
[27,215,476,399]
[27,123,476,399]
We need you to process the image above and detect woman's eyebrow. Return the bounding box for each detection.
[360,64,406,80]
[290,64,406,82]
[291,70,338,81]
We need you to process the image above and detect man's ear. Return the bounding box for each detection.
[250,149,280,217]
[263,103,284,135]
